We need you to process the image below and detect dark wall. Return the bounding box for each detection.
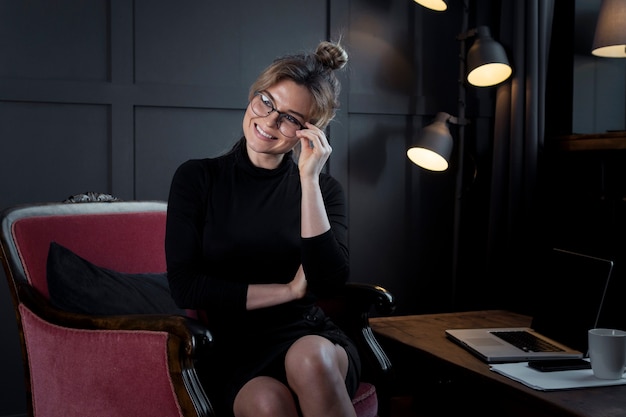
[0,0,505,415]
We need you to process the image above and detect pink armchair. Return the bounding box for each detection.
[0,196,394,417]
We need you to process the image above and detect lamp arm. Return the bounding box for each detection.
[457,27,478,41]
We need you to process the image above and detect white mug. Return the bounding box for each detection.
[588,328,626,380]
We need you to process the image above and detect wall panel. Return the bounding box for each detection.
[347,114,409,285]
[573,55,626,133]
[135,106,243,200]
[134,0,327,105]
[0,102,110,209]
[0,0,109,81]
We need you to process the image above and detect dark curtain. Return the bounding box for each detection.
[487,0,556,313]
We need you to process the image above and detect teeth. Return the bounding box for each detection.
[256,125,274,139]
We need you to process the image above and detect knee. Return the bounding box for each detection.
[285,337,338,388]
[250,390,292,417]
[234,378,296,417]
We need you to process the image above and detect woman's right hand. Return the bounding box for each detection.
[288,264,307,300]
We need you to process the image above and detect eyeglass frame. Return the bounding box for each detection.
[249,91,306,138]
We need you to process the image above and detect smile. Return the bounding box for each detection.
[255,124,276,140]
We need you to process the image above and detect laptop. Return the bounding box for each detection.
[445,248,614,363]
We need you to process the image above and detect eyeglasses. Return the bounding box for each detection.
[250,92,306,138]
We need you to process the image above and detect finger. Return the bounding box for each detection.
[299,136,315,150]
[298,131,327,151]
[299,123,326,140]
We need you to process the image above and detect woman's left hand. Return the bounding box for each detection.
[296,123,332,180]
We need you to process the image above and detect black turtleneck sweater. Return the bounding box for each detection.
[165,141,349,342]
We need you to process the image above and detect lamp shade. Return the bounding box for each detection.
[592,0,626,58]
[466,26,512,87]
[407,112,454,172]
[413,0,447,11]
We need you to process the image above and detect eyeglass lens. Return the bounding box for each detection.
[251,93,304,138]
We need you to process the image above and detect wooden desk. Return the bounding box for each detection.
[371,310,626,417]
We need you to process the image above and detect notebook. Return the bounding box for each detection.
[445,248,614,363]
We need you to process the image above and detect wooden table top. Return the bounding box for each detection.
[371,310,626,417]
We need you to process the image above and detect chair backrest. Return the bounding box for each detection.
[1,200,167,302]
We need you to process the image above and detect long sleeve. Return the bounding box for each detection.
[301,174,349,296]
[165,159,249,316]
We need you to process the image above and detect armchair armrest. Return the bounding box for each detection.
[343,282,396,316]
[16,283,215,417]
[18,282,213,356]
[317,282,396,383]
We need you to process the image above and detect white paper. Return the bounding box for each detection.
[490,361,626,391]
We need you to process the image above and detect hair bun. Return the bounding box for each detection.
[315,41,348,71]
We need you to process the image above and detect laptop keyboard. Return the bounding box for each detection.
[490,330,565,352]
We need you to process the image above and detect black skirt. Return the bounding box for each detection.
[198,304,361,417]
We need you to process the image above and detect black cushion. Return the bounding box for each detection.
[47,241,185,316]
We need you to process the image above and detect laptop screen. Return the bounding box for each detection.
[530,248,614,355]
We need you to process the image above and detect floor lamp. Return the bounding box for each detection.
[591,0,626,58]
[407,0,512,308]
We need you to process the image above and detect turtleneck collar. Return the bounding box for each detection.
[235,138,295,177]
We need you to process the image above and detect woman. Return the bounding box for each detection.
[165,40,358,417]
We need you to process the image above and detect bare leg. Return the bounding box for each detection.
[233,376,299,417]
[285,335,357,417]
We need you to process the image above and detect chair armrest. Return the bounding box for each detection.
[18,282,213,357]
[342,282,396,316]
[17,282,215,417]
[318,282,396,383]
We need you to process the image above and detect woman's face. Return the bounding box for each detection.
[243,79,313,167]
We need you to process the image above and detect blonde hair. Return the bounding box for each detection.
[248,40,348,130]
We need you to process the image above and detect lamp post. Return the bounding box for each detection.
[407,0,512,308]
[451,0,469,306]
